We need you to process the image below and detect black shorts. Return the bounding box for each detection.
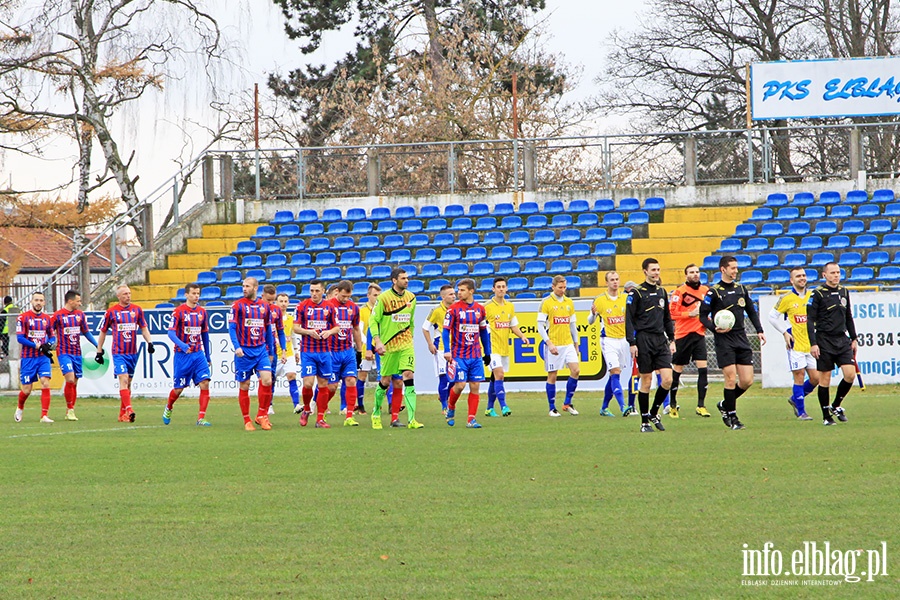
[673,332,707,365]
[815,335,854,372]
[635,333,672,374]
[714,330,753,367]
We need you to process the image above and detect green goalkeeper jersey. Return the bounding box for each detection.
[369,287,417,352]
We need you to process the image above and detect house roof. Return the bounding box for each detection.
[0,226,120,273]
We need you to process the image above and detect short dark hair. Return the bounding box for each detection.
[263,284,277,295]
[641,257,659,271]
[308,279,323,289]
[789,266,806,274]
[335,279,353,293]
[64,290,81,303]
[683,263,697,274]
[3,296,11,305]
[719,256,737,270]
[457,278,476,291]
[31,290,44,298]
[390,267,407,281]
[185,283,200,294]
[823,261,840,272]
[439,284,453,292]
[492,277,507,287]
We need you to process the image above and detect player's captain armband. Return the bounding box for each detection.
[117,322,138,331]
[458,323,480,333]
[552,316,570,325]
[184,326,202,335]
[493,321,510,329]
[392,314,412,323]
[308,320,327,329]
[244,318,265,328]
[607,316,625,325]
[63,326,81,335]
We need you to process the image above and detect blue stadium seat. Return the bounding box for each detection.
[413,248,437,262]
[214,256,238,270]
[880,265,900,280]
[627,211,650,225]
[447,263,468,277]
[857,204,880,218]
[525,215,549,228]
[871,189,894,203]
[748,208,773,221]
[826,235,850,250]
[205,300,228,307]
[300,284,313,296]
[550,259,573,273]
[786,222,811,236]
[245,268,266,282]
[740,270,764,285]
[427,279,451,294]
[382,234,404,248]
[362,249,386,264]
[803,205,826,219]
[472,262,494,276]
[518,202,539,215]
[755,254,779,268]
[302,223,325,236]
[358,236,380,250]
[782,254,807,268]
[568,200,590,213]
[240,255,262,268]
[499,216,523,229]
[476,279,493,294]
[296,209,318,223]
[223,286,243,301]
[308,237,330,252]
[838,252,861,267]
[467,203,490,217]
[234,240,256,255]
[272,210,294,225]
[818,191,841,205]
[765,193,788,207]
[283,239,305,253]
[532,276,553,290]
[760,223,784,237]
[550,214,574,228]
[887,203,900,217]
[746,238,768,252]
[400,219,423,232]
[575,259,600,273]
[425,218,447,231]
[610,227,632,241]
[490,246,513,260]
[772,237,796,251]
[804,269,819,283]
[288,253,312,267]
[493,203,515,216]
[840,220,865,235]
[351,282,368,296]
[376,220,399,233]
[370,207,391,220]
[439,248,463,261]
[474,217,497,230]
[543,200,565,214]
[765,269,790,285]
[792,192,815,206]
[515,245,539,259]
[350,221,373,234]
[346,208,366,221]
[584,228,607,241]
[735,255,752,268]
[699,273,709,285]
[830,205,853,219]
[331,236,353,251]
[395,205,415,219]
[293,267,315,282]
[338,251,361,265]
[483,231,505,245]
[601,213,625,226]
[264,253,287,267]
[389,249,411,263]
[313,252,336,266]
[865,251,889,266]
[508,231,530,245]
[565,276,581,290]
[196,271,217,285]
[845,190,868,204]
[252,225,276,239]
[319,267,341,281]
[370,265,392,279]
[853,234,878,249]
[701,256,720,270]
[270,268,291,283]
[420,263,443,278]
[404,233,427,248]
[644,197,666,211]
[593,199,615,212]
[618,197,640,212]
[575,213,600,227]
[734,224,756,237]
[515,292,537,299]
[220,270,242,284]
[276,224,300,238]
[719,239,742,253]
[776,207,800,221]
[450,217,472,231]
[813,221,838,235]
[523,261,545,275]
[420,205,440,219]
[321,209,342,222]
[569,243,590,257]
[465,247,488,261]
[458,232,479,246]
[444,204,465,217]
[533,230,555,244]
[810,252,834,267]
[259,239,281,254]
[848,267,874,282]
[592,242,617,257]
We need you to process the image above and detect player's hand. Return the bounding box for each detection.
[548,343,559,356]
[483,354,492,367]
[39,343,52,357]
[715,327,732,334]
[810,344,820,359]
[783,332,793,350]
[147,342,155,354]
[95,349,105,364]
[375,343,386,356]
[519,336,531,347]
[757,332,766,346]
[851,339,858,355]
[185,347,194,353]
[630,345,638,360]
[428,342,437,355]
[308,330,322,340]
[669,341,676,354]
[365,350,373,361]
[443,352,451,363]
[689,305,700,317]
[235,347,245,358]
[281,355,287,364]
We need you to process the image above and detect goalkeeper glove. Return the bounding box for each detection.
[95,349,105,364]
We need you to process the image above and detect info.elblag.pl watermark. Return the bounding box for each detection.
[741,542,889,586]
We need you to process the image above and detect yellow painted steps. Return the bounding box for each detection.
[148,269,203,285]
[631,237,723,255]
[167,253,226,269]
[130,284,183,302]
[616,252,710,271]
[662,205,756,223]
[648,220,745,238]
[187,238,247,254]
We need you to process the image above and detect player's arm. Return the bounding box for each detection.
[167,329,191,352]
[370,300,386,352]
[662,291,675,342]
[16,317,37,349]
[510,315,530,346]
[767,303,792,349]
[568,311,579,346]
[81,318,99,348]
[625,291,638,346]
[441,311,453,361]
[228,305,242,354]
[587,302,598,326]
[806,291,820,351]
[421,314,437,355]
[844,290,858,351]
[265,322,275,355]
[95,310,112,353]
[479,319,492,356]
[276,324,287,354]
[536,311,551,346]
[743,287,764,333]
[699,290,716,332]
[202,329,211,364]
[668,292,688,321]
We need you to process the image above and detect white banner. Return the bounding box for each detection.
[751,57,900,120]
[760,292,900,387]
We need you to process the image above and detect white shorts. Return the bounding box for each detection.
[275,353,298,378]
[360,358,376,372]
[432,352,447,377]
[544,344,579,373]
[601,337,631,372]
[489,353,510,373]
[787,349,816,372]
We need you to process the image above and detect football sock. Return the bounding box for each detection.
[390,385,403,421]
[564,378,578,405]
[198,389,210,420]
[833,378,853,408]
[257,384,272,417]
[697,367,708,406]
[437,374,449,411]
[121,389,132,413]
[545,382,556,411]
[403,378,417,421]
[373,382,388,417]
[356,379,366,411]
[340,383,347,412]
[722,387,736,412]
[467,392,479,421]
[167,389,179,410]
[316,387,330,422]
[328,387,337,402]
[817,385,831,419]
[487,376,496,410]
[302,386,313,413]
[345,383,357,419]
[239,389,251,423]
[448,387,461,410]
[627,385,636,409]
[638,391,650,423]
[610,374,625,411]
[17,390,27,409]
[792,384,806,415]
[495,380,507,409]
[65,381,77,409]
[603,378,612,409]
[650,386,668,416]
[670,371,681,408]
[288,379,300,408]
[802,379,816,396]
[40,387,50,417]
[734,385,747,400]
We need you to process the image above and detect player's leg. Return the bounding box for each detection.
[649,366,672,429]
[446,366,467,427]
[165,386,184,425]
[465,365,483,428]
[189,352,213,426]
[695,356,710,416]
[545,346,560,416]
[287,364,300,412]
[718,363,737,427]
[816,360,834,423]
[562,346,580,414]
[117,371,133,421]
[298,353,318,424]
[831,361,856,421]
[788,351,807,418]
[38,374,53,422]
[343,373,359,426]
[166,352,187,424]
[254,350,274,429]
[637,366,655,431]
[491,356,510,416]
[314,366,333,428]
[197,378,212,426]
[235,353,255,429]
[17,360,38,422]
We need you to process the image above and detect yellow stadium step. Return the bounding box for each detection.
[130,284,183,303]
[167,253,225,269]
[148,269,202,285]
[649,220,744,238]
[187,237,248,254]
[662,206,756,223]
[631,237,723,255]
[616,252,710,272]
[203,223,264,238]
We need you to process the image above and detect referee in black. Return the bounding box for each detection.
[807,262,858,426]
[699,256,766,430]
[625,257,675,433]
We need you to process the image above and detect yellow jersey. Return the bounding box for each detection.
[591,292,626,339]
[359,301,375,349]
[484,298,519,356]
[539,294,576,347]
[281,313,295,357]
[425,303,450,351]
[774,289,812,353]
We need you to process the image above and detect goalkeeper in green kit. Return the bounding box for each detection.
[369,267,423,430]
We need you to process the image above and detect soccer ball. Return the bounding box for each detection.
[714,310,736,330]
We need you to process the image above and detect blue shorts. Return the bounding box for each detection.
[234,345,272,382]
[58,354,83,379]
[330,349,358,383]
[20,356,52,385]
[174,351,211,389]
[113,353,139,377]
[452,356,485,383]
[301,351,333,380]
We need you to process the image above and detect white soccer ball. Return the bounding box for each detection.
[714,310,736,330]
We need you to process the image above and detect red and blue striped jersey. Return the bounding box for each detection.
[295,299,336,353]
[16,310,53,359]
[169,304,209,353]
[51,309,91,356]
[229,298,271,349]
[99,303,147,355]
[327,298,360,352]
[443,301,488,359]
[268,302,285,340]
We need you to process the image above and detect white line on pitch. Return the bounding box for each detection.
[6,425,168,439]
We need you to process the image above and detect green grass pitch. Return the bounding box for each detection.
[1,384,898,599]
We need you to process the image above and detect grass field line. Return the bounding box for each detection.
[5,424,166,439]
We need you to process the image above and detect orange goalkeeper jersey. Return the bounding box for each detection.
[669,282,708,339]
